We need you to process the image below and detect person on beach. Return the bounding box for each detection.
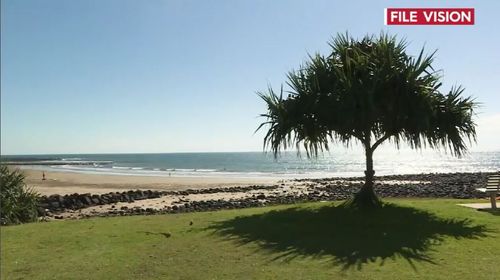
[42,171,46,181]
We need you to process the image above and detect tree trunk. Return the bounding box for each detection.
[345,146,381,209]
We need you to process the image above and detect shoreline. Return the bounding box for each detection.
[19,168,280,195]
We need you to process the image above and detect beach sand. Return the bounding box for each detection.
[20,168,279,195]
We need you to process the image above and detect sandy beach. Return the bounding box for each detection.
[20,168,279,195]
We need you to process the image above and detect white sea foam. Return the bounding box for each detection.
[111,166,130,170]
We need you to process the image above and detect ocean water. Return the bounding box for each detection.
[2,150,499,179]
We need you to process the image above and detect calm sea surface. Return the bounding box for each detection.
[2,150,499,178]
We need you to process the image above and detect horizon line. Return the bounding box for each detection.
[2,148,499,157]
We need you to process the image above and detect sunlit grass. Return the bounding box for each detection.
[1,199,499,280]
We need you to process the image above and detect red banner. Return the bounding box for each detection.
[385,8,475,25]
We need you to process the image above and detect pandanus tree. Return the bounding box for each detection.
[257,33,477,208]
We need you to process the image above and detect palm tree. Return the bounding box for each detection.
[257,33,477,209]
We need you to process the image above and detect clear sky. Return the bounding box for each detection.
[1,0,499,155]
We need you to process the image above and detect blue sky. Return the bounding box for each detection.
[1,0,499,155]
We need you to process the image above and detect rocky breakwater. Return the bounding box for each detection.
[37,190,163,216]
[83,192,311,218]
[37,185,281,217]
[305,172,492,199]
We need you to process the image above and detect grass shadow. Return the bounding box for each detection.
[138,231,171,238]
[209,203,488,270]
[479,209,500,216]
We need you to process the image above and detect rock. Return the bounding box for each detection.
[81,196,92,205]
[49,201,60,209]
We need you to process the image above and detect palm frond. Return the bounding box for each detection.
[257,32,477,159]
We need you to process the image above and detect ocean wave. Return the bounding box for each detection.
[111,166,129,170]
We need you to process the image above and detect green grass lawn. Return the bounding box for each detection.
[1,199,499,279]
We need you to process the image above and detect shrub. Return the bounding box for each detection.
[0,165,40,225]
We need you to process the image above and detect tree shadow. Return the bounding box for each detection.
[208,203,489,270]
[479,209,500,216]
